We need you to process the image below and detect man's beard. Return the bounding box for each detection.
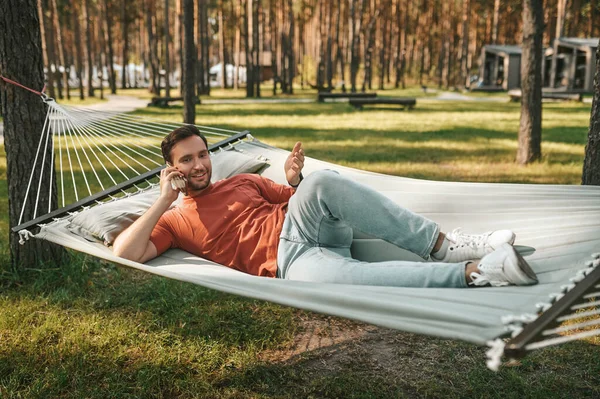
[186,170,212,191]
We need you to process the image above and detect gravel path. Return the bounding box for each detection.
[430,91,508,102]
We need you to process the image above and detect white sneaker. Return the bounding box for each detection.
[470,243,538,287]
[436,228,516,263]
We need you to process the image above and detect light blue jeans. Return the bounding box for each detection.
[277,170,468,288]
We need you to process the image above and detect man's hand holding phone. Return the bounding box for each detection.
[160,164,187,203]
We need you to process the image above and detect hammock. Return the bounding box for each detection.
[12,98,600,371]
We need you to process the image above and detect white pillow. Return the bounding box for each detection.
[67,186,167,245]
[210,147,270,181]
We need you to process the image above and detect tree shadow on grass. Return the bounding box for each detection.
[131,100,592,128]
[3,304,598,398]
[134,100,546,119]
[223,126,585,165]
[542,125,589,145]
[3,253,599,398]
[2,258,296,350]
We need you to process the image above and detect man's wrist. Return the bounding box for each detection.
[288,173,304,188]
[156,195,176,209]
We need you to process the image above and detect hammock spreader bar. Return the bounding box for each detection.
[12,130,251,233]
[505,256,600,358]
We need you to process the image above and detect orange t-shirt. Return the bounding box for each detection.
[149,174,295,277]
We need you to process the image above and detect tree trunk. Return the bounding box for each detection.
[254,0,261,97]
[98,10,106,99]
[335,0,345,92]
[285,0,294,94]
[201,0,210,95]
[121,0,129,89]
[196,0,206,95]
[440,0,450,88]
[385,2,392,84]
[349,0,365,92]
[399,0,407,89]
[0,0,66,268]
[218,0,227,88]
[37,0,56,99]
[53,0,71,99]
[549,0,566,88]
[164,0,171,97]
[582,41,600,185]
[229,0,235,88]
[379,0,385,88]
[272,0,280,95]
[49,4,63,100]
[234,0,241,90]
[569,0,581,37]
[492,0,500,43]
[298,3,306,90]
[362,7,380,92]
[176,0,183,94]
[517,0,543,165]
[138,12,145,88]
[316,1,325,89]
[245,0,254,97]
[589,0,596,37]
[407,0,416,76]
[73,1,85,99]
[102,0,117,94]
[83,0,95,97]
[448,3,456,87]
[466,6,477,88]
[326,0,333,90]
[415,0,425,85]
[459,0,470,89]
[146,0,160,95]
[183,0,196,123]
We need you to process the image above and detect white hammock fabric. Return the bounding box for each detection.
[16,101,600,371]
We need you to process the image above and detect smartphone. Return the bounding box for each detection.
[167,162,188,195]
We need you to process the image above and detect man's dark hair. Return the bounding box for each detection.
[161,125,208,163]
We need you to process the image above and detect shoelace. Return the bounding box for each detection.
[448,228,492,248]
[469,271,509,287]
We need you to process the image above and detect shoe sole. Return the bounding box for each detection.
[504,243,538,285]
[508,232,516,246]
[514,249,538,283]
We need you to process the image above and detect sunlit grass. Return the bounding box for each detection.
[128,99,591,184]
[0,258,298,398]
[561,301,600,347]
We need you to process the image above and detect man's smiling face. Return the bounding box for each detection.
[170,135,212,195]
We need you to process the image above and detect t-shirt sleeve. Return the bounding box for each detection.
[149,213,176,256]
[248,174,295,204]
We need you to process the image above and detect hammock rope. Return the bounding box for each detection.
[17,98,243,229]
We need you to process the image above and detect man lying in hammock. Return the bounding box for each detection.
[113,125,538,288]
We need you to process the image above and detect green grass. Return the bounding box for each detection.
[133,98,590,184]
[123,84,320,101]
[111,82,441,102]
[1,96,599,398]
